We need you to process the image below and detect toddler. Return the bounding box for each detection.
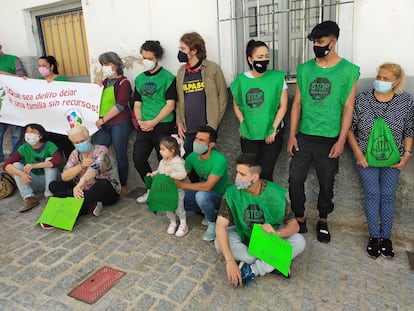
[149,136,188,237]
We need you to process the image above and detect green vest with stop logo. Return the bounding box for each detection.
[225,181,286,245]
[231,70,285,140]
[297,58,360,138]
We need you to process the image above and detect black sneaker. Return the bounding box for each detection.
[297,218,308,233]
[380,238,395,259]
[316,221,331,243]
[239,262,256,287]
[366,237,380,259]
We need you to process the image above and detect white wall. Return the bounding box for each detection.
[353,0,414,79]
[81,0,220,83]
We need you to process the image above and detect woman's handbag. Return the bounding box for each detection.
[0,171,16,199]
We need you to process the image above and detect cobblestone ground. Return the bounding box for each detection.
[0,107,413,310]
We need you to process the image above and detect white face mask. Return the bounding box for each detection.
[143,59,156,71]
[25,133,40,146]
[102,65,115,78]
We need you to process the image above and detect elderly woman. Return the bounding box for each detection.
[45,126,120,229]
[3,123,61,212]
[347,63,414,259]
[92,51,132,197]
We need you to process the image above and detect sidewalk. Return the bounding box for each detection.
[0,191,413,310]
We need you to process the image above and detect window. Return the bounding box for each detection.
[219,0,353,80]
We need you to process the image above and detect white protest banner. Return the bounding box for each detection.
[0,75,103,135]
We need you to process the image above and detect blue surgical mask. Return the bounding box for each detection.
[373,80,393,94]
[193,141,209,155]
[235,179,253,190]
[75,140,91,153]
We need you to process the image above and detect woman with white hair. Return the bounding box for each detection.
[44,126,121,229]
[93,51,132,197]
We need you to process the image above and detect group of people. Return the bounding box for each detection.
[1,20,413,287]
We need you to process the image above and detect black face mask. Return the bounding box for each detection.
[252,60,269,73]
[177,51,189,63]
[313,40,332,58]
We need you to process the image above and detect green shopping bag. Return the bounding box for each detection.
[366,118,400,167]
[147,174,178,212]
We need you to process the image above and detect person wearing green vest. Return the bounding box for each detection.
[134,41,177,204]
[93,52,132,197]
[37,55,73,159]
[287,21,360,243]
[3,123,62,212]
[0,43,27,163]
[215,153,306,287]
[174,126,229,242]
[231,39,288,181]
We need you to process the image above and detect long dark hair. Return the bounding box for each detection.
[38,56,60,74]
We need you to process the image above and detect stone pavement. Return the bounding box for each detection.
[1,105,414,310]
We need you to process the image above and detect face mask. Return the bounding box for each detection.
[252,60,269,73]
[143,59,156,71]
[75,140,91,153]
[193,141,209,155]
[25,133,40,146]
[38,67,51,77]
[313,41,332,58]
[373,80,393,94]
[177,51,189,63]
[235,179,253,190]
[102,65,114,78]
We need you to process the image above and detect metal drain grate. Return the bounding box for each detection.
[68,266,126,304]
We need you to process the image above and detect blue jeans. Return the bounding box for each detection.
[355,161,400,239]
[0,123,23,162]
[12,162,58,199]
[184,190,223,222]
[92,120,132,186]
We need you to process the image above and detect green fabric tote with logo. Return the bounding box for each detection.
[147,174,178,212]
[365,118,401,167]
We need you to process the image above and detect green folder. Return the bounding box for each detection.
[36,197,84,231]
[147,174,178,212]
[248,224,293,277]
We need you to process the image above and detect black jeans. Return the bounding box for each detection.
[240,129,284,181]
[49,179,120,215]
[288,133,339,219]
[133,122,174,182]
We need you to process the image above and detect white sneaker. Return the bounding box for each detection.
[136,190,150,204]
[175,224,189,237]
[93,202,103,216]
[167,223,177,235]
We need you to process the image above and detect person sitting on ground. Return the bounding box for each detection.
[44,125,120,229]
[148,136,188,237]
[173,125,229,241]
[3,123,61,212]
[215,153,306,287]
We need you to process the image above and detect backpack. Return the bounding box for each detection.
[365,118,401,167]
[0,171,16,199]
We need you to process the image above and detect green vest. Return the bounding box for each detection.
[134,68,175,123]
[40,75,69,82]
[231,70,285,139]
[297,58,360,137]
[225,181,286,245]
[0,54,17,74]
[17,141,59,175]
[99,85,116,117]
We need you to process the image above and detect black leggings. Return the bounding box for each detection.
[49,179,120,215]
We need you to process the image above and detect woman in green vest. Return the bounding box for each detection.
[92,52,132,197]
[37,55,73,159]
[3,123,62,212]
[231,39,288,181]
[133,41,177,203]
